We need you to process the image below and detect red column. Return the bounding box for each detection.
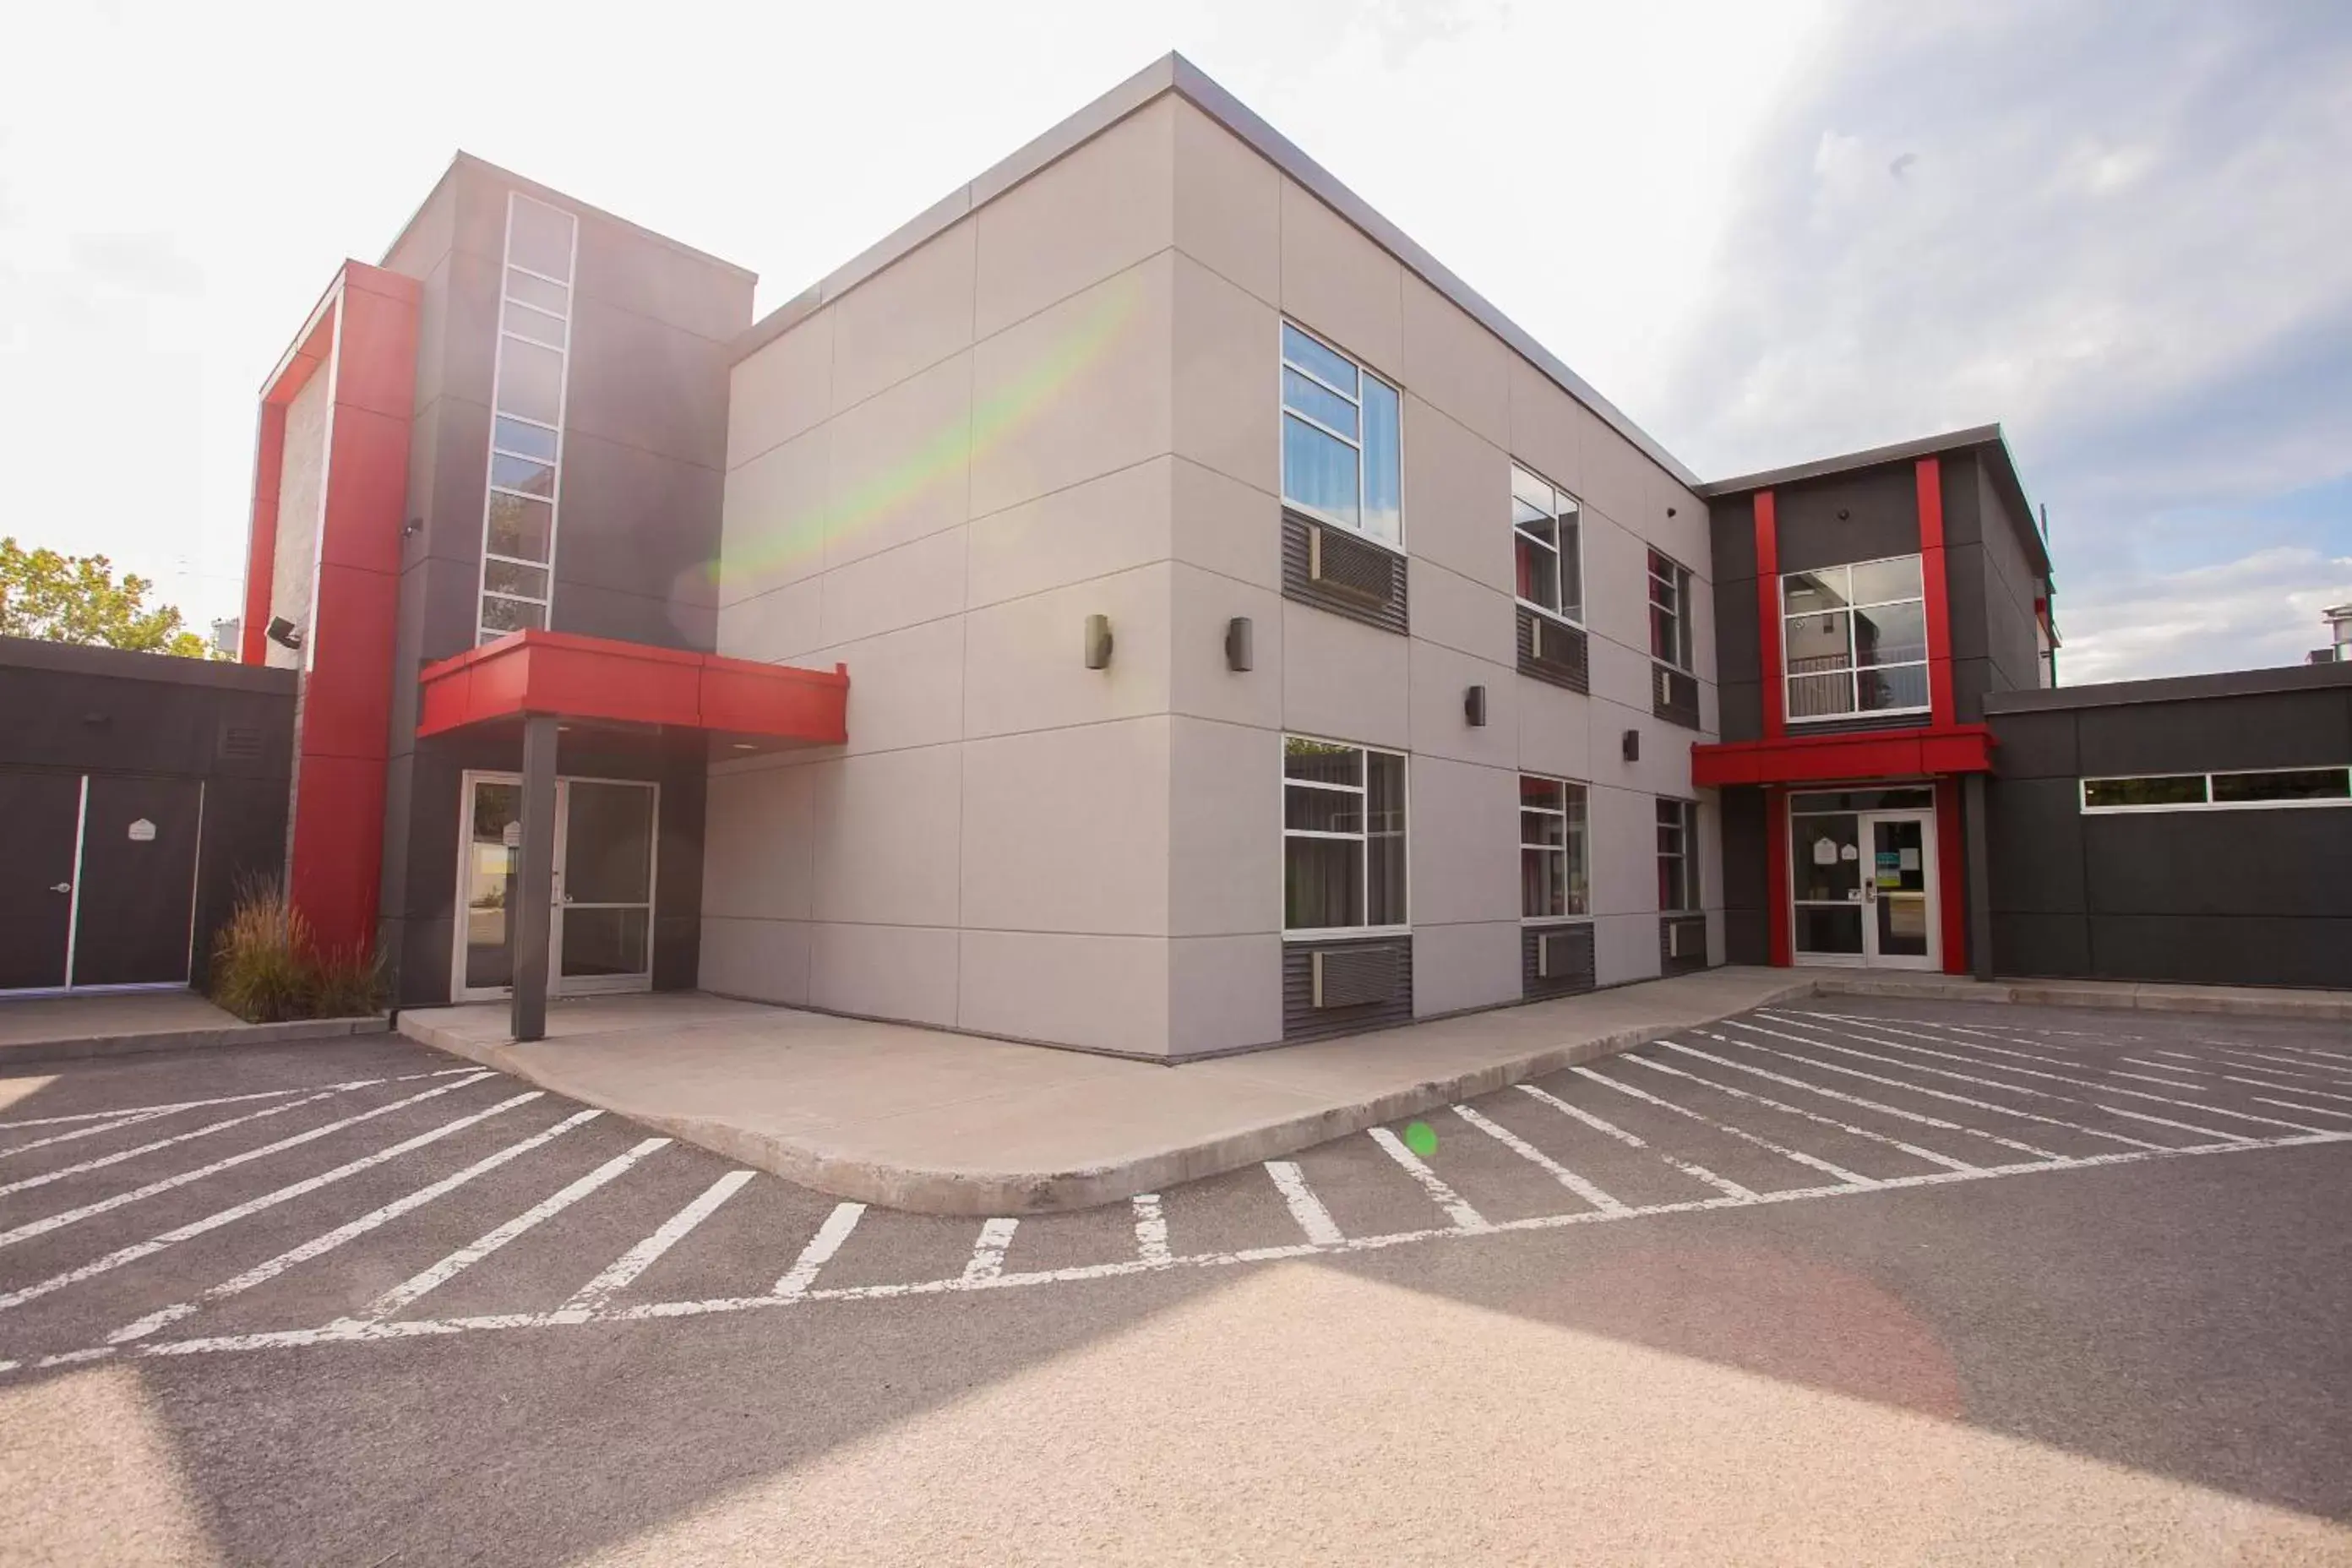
[1916,458,1956,727]
[1936,778,1968,975]
[1753,490,1783,742]
[1765,785,1791,967]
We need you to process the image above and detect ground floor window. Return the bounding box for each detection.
[2080,766,2351,811]
[1283,737,1407,934]
[1657,798,1699,912]
[1520,775,1589,918]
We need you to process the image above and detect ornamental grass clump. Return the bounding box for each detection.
[210,878,384,1022]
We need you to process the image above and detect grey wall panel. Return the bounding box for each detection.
[1723,908,1769,967]
[1936,451,1984,546]
[1990,911,2090,978]
[1713,573,1760,694]
[564,297,734,471]
[573,215,755,344]
[407,396,494,567]
[2085,813,2352,919]
[1775,466,1919,574]
[552,580,717,652]
[1718,679,1763,744]
[1984,776,2087,913]
[2090,915,2352,989]
[1943,541,1988,662]
[1709,494,1756,585]
[1989,710,2077,780]
[553,432,725,613]
[2078,690,2352,776]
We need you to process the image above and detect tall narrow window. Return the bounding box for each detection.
[1281,322,1402,547]
[1782,556,1929,721]
[1520,775,1589,918]
[1283,737,1408,934]
[1648,549,1693,670]
[1511,466,1582,624]
[476,193,578,643]
[1657,798,1699,912]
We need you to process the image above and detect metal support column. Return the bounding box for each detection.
[511,714,558,1041]
[1963,771,1995,983]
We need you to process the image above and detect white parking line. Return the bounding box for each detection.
[0,1088,351,1197]
[0,1109,180,1161]
[1131,1194,1172,1264]
[1265,1161,1343,1244]
[1450,1102,1626,1213]
[0,1086,325,1135]
[0,1074,498,1252]
[0,1089,539,1315]
[108,1108,607,1345]
[1674,1034,2061,1161]
[555,1167,755,1321]
[1625,1053,1976,1173]
[1367,1127,1488,1230]
[961,1217,1020,1282]
[1576,1066,1876,1187]
[338,1137,671,1326]
[773,1202,865,1298]
[1517,1082,1757,1200]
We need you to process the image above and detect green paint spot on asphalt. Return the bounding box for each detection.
[1403,1121,1438,1157]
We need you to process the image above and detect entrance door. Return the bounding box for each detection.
[1788,804,1939,970]
[71,776,204,988]
[0,770,84,991]
[456,773,657,1001]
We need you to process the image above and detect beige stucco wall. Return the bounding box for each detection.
[705,90,1722,1057]
[266,363,334,671]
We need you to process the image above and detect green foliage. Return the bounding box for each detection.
[0,536,215,658]
[209,879,386,1023]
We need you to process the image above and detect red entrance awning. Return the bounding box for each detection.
[1690,722,1994,788]
[416,630,847,746]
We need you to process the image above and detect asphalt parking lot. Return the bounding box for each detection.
[3,996,2349,1563]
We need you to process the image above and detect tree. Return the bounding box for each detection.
[0,536,215,658]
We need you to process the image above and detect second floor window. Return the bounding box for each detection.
[1657,798,1699,912]
[1283,736,1407,934]
[1281,322,1402,548]
[1512,466,1582,623]
[1648,550,1693,670]
[1520,775,1589,918]
[1783,555,1929,721]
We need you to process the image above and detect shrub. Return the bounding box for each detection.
[210,879,385,1022]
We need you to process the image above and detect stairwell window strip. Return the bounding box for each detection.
[476,193,580,644]
[1512,466,1582,625]
[1520,775,1590,920]
[1781,554,1930,722]
[1280,321,1402,549]
[1283,737,1408,937]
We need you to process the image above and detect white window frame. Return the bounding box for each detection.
[474,193,580,645]
[1278,319,1405,553]
[1657,797,1701,912]
[1519,773,1590,923]
[1647,548,1695,672]
[2078,767,2352,814]
[1511,464,1583,628]
[1281,734,1410,940]
[1779,553,1931,726]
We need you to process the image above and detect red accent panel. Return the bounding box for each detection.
[1936,777,1968,975]
[239,403,288,666]
[300,562,403,762]
[1764,785,1791,967]
[1690,723,1996,787]
[414,630,851,745]
[287,755,386,963]
[1916,457,1957,727]
[318,406,413,576]
[1754,490,1783,741]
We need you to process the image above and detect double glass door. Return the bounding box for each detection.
[1789,801,1939,970]
[459,773,657,1000]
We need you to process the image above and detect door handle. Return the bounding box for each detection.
[51,882,72,894]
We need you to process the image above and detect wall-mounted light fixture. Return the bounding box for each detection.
[1224,616,1254,672]
[1622,728,1640,762]
[1083,613,1113,670]
[265,615,303,651]
[402,515,423,537]
[1666,506,1678,518]
[1838,507,1851,520]
[1463,684,1488,727]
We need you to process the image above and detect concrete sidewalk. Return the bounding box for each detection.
[0,990,389,1067]
[400,968,1850,1213]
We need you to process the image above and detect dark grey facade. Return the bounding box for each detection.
[1983,663,2352,988]
[373,156,755,1006]
[0,637,296,991]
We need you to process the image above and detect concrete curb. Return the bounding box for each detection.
[0,1015,390,1068]
[399,981,1827,1215]
[1813,975,2352,1021]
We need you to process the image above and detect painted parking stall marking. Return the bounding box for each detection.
[3,1004,2349,1372]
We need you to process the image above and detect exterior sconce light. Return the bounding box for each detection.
[265,615,303,651]
[1621,727,1640,762]
[1083,613,1113,670]
[1225,616,1254,672]
[1463,684,1488,727]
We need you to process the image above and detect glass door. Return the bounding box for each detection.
[1860,810,1938,969]
[460,775,522,999]
[1788,804,1938,969]
[455,772,658,1001]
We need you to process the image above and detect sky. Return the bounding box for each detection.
[3,0,2347,680]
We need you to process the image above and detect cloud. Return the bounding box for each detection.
[2055,546,2352,685]
[1646,1,2352,678]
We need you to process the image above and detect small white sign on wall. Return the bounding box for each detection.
[1812,837,1838,867]
[502,822,522,849]
[127,818,156,842]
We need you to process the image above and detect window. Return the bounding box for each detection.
[1657,798,1699,912]
[2081,768,2351,812]
[1281,323,1402,547]
[1511,466,1582,623]
[1647,550,1693,670]
[1782,556,1929,721]
[1520,776,1589,919]
[1283,737,1407,934]
[476,193,578,644]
